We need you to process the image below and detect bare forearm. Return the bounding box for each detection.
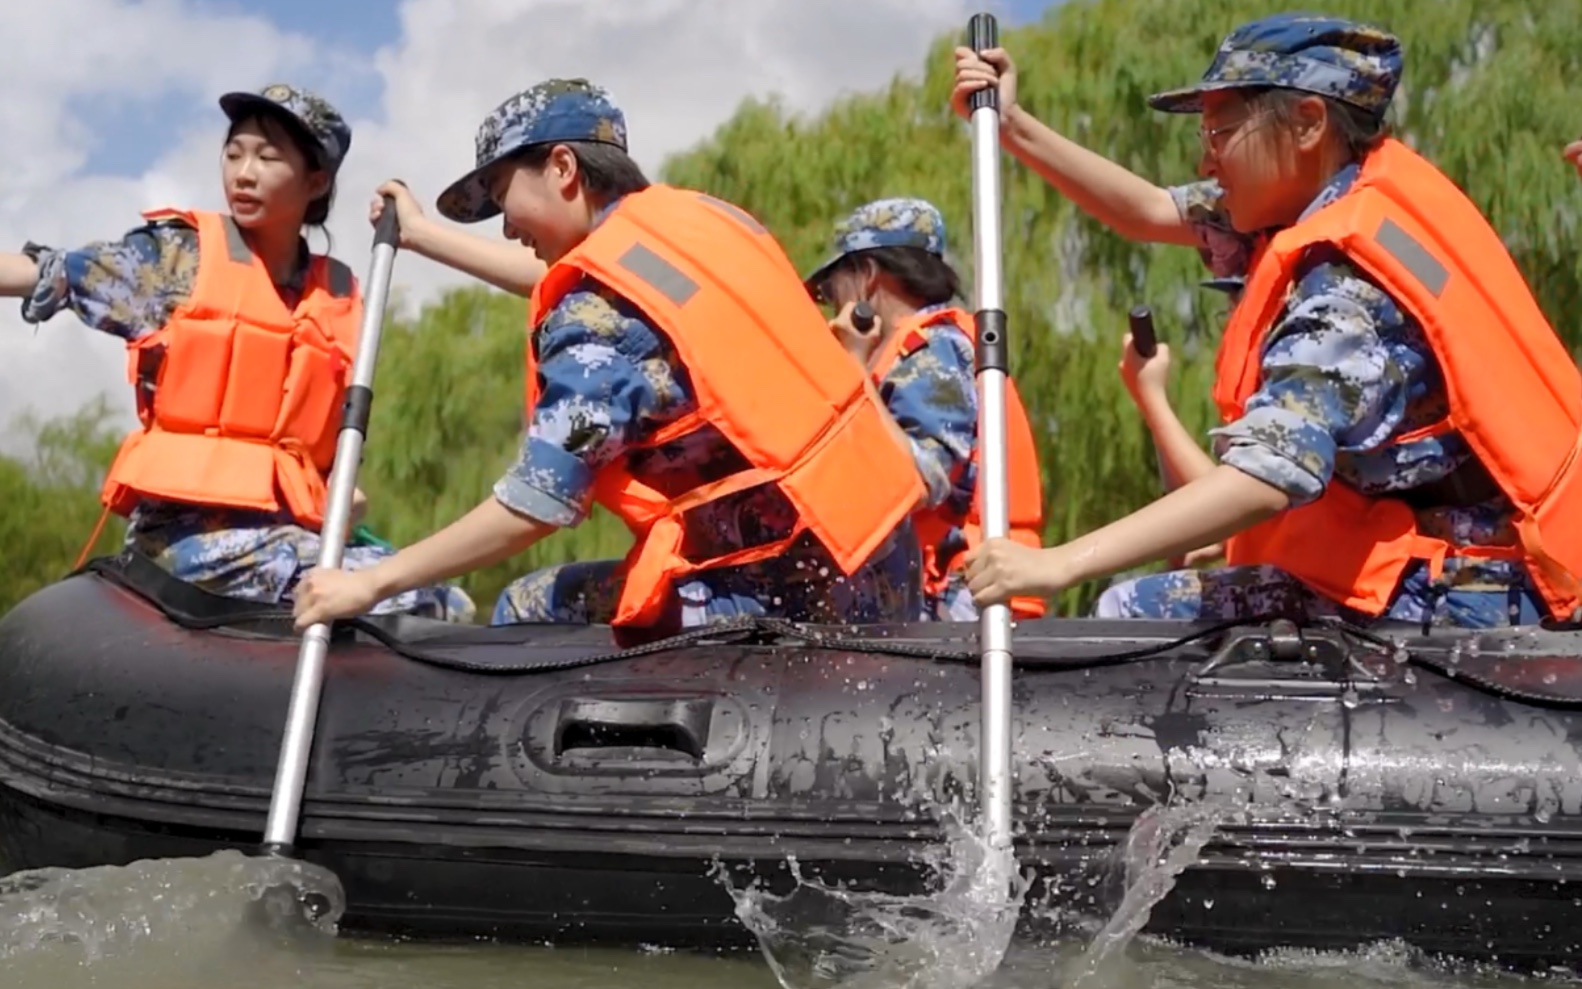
[1060,465,1288,586]
[1001,106,1194,246]
[1136,390,1217,489]
[367,497,554,599]
[0,253,39,297]
[408,221,547,297]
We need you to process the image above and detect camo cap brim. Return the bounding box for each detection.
[219,84,352,173]
[1146,13,1402,117]
[436,79,628,224]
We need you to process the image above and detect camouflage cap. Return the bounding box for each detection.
[436,78,628,224]
[803,197,949,289]
[1147,13,1402,116]
[219,84,352,173]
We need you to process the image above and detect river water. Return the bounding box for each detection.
[2,802,1571,989]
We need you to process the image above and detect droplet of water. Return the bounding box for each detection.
[1341,686,1360,709]
[1536,806,1555,824]
[1260,873,1277,890]
[1203,898,1215,910]
[1543,672,1559,685]
[1403,669,1418,685]
[1392,644,1410,665]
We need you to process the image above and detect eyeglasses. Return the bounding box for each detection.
[1197,112,1270,158]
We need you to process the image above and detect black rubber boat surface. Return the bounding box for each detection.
[4,552,1582,968]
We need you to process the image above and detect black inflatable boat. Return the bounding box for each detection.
[4,553,1582,969]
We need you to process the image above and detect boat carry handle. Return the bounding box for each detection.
[552,697,715,760]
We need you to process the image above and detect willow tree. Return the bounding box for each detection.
[662,0,1582,613]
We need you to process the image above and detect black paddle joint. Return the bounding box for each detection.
[974,308,1008,375]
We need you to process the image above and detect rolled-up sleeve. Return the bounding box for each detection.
[1211,251,1412,506]
[492,284,686,527]
[1167,179,1258,279]
[20,222,198,342]
[878,323,979,509]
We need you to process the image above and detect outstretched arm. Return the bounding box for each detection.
[371,180,547,297]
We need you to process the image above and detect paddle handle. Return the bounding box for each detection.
[1128,305,1157,359]
[967,11,1016,859]
[852,301,878,334]
[263,197,400,853]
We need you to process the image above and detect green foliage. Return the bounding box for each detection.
[3,0,1578,619]
[0,398,127,613]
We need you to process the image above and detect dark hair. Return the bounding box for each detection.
[1244,87,1390,161]
[224,110,337,239]
[823,246,962,308]
[511,141,651,202]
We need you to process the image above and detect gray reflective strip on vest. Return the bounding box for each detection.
[220,216,253,264]
[221,214,353,297]
[1374,217,1449,298]
[696,193,766,235]
[323,258,354,298]
[617,243,699,306]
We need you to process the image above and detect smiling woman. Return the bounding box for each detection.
[0,84,476,624]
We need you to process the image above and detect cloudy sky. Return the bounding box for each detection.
[0,0,1053,439]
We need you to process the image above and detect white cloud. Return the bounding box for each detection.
[1,0,986,444]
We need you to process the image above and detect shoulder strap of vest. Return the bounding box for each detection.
[306,254,357,300]
[184,209,257,267]
[140,206,199,228]
[1213,188,1382,417]
[872,306,972,379]
[530,185,773,322]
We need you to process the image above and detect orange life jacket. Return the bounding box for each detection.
[868,307,1047,619]
[98,208,360,528]
[525,185,926,627]
[1213,138,1582,620]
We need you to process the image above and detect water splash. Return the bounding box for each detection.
[1061,801,1229,989]
[716,802,1028,989]
[0,849,343,983]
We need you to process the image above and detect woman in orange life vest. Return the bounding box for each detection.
[0,85,474,622]
[803,197,1047,622]
[290,78,928,633]
[962,14,1582,630]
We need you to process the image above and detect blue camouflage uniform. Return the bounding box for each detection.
[433,79,923,628]
[1096,14,1547,629]
[18,85,475,622]
[804,198,981,622]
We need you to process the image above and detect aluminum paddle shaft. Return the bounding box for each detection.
[262,198,401,855]
[967,11,1015,858]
